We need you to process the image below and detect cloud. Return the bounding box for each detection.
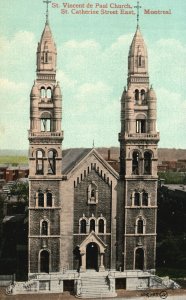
[157,88,186,148]
[0,31,36,82]
[0,30,185,149]
[149,38,186,92]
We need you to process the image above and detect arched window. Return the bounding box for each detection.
[45,52,48,63]
[48,150,57,175]
[41,112,51,132]
[144,152,152,175]
[132,151,139,175]
[41,87,46,98]
[88,182,98,204]
[134,192,140,206]
[142,192,148,206]
[46,87,52,98]
[137,219,144,234]
[135,248,144,270]
[38,192,44,207]
[90,219,95,232]
[41,220,48,235]
[136,119,146,133]
[80,219,87,234]
[98,219,104,233]
[141,89,145,101]
[47,192,52,207]
[138,55,142,67]
[91,189,95,198]
[135,89,139,101]
[36,150,44,175]
[40,250,49,273]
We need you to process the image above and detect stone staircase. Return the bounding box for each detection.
[77,271,116,298]
[150,275,180,289]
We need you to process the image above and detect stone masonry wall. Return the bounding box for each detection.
[73,169,112,270]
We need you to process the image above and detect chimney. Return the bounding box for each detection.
[108,149,111,161]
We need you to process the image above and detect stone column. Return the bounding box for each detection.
[99,253,105,271]
[80,253,86,272]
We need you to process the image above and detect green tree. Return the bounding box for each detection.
[10,181,29,204]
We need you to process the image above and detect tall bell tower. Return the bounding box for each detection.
[28,2,63,275]
[118,21,159,271]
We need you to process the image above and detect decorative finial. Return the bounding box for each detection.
[134,1,142,27]
[92,140,95,148]
[43,0,51,24]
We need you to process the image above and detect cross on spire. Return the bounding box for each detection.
[43,0,51,24]
[134,1,142,26]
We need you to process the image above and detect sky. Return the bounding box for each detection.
[0,0,186,150]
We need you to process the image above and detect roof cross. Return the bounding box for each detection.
[43,0,51,23]
[134,1,142,26]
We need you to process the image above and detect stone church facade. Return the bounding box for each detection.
[9,8,163,298]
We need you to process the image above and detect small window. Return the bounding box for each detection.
[41,220,48,235]
[48,150,57,175]
[91,189,95,198]
[41,112,51,132]
[45,52,48,63]
[134,192,140,206]
[36,150,44,175]
[47,192,52,207]
[41,87,46,98]
[80,219,86,234]
[98,219,104,233]
[136,120,146,133]
[46,87,52,98]
[144,152,152,175]
[88,182,98,204]
[141,89,145,101]
[138,55,142,67]
[137,219,144,234]
[135,89,139,101]
[142,192,148,206]
[38,192,44,207]
[90,219,95,232]
[132,151,139,175]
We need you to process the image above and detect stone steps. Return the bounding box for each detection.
[78,273,116,298]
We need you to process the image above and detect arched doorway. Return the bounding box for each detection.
[86,242,98,270]
[135,248,144,270]
[40,250,49,273]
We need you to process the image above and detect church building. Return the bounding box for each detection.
[9,2,162,297]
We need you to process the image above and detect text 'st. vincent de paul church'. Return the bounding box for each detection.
[9,2,165,297]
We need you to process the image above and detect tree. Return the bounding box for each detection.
[10,181,29,204]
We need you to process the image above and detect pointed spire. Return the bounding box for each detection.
[36,4,57,75]
[128,25,148,77]
[43,0,51,24]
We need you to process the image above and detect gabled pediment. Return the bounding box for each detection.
[79,231,107,254]
[62,148,119,183]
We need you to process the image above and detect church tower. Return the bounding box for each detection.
[28,5,63,275]
[118,24,159,271]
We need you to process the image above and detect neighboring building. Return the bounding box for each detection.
[0,164,29,183]
[8,5,170,298]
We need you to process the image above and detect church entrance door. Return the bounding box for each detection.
[86,242,98,270]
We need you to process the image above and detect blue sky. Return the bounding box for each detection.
[0,0,186,150]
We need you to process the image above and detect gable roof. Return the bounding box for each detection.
[62,148,119,179]
[78,231,107,254]
[62,148,91,174]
